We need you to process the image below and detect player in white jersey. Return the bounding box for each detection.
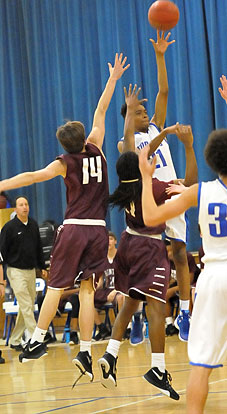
[139,128,227,414]
[119,40,198,341]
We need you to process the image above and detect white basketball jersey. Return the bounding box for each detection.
[134,123,177,181]
[198,179,227,263]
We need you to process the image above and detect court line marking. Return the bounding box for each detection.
[88,378,227,414]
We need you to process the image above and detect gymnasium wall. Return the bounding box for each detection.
[0,0,227,251]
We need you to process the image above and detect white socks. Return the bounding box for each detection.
[166,316,173,325]
[152,353,165,373]
[180,299,190,312]
[80,340,91,356]
[30,327,47,344]
[106,339,121,359]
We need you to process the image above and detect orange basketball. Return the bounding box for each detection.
[148,1,180,31]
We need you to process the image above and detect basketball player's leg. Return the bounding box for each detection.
[18,287,64,363]
[79,278,95,341]
[143,296,179,400]
[111,296,140,341]
[71,277,96,385]
[186,366,212,414]
[171,240,190,301]
[98,296,140,389]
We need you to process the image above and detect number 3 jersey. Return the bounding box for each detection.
[57,143,109,220]
[198,179,227,264]
[134,123,177,181]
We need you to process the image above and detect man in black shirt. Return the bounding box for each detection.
[0,196,47,350]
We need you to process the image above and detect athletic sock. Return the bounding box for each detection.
[166,316,173,325]
[180,299,190,312]
[151,353,165,373]
[106,339,121,358]
[30,327,47,344]
[80,340,91,356]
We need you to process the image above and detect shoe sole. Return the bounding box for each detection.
[72,358,94,382]
[143,375,179,400]
[98,357,116,389]
[19,351,48,363]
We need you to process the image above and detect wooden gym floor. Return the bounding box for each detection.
[0,335,226,414]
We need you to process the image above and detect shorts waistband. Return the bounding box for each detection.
[126,226,162,240]
[63,218,106,226]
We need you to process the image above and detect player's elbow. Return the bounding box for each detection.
[143,215,157,227]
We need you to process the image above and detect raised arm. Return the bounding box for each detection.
[122,84,147,153]
[150,31,175,130]
[219,75,227,104]
[0,159,66,193]
[138,146,198,227]
[87,53,130,149]
[174,124,198,186]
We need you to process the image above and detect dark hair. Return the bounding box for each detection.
[120,103,127,119]
[56,121,85,154]
[108,231,117,240]
[204,129,227,176]
[109,151,142,210]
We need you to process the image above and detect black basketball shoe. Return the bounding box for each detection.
[98,352,117,389]
[19,340,47,363]
[72,351,94,387]
[144,367,180,400]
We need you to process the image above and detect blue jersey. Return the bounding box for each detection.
[198,179,227,264]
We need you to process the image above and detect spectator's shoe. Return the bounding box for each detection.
[130,314,146,346]
[144,367,180,400]
[165,323,179,336]
[72,351,94,387]
[10,344,23,351]
[94,324,111,341]
[0,350,5,364]
[19,340,47,363]
[69,331,79,345]
[174,310,190,342]
[98,352,117,389]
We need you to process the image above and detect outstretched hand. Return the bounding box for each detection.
[124,84,147,109]
[139,146,156,178]
[219,75,227,103]
[149,30,175,55]
[108,53,130,80]
[175,124,193,147]
[166,181,187,196]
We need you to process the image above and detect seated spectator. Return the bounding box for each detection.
[164,240,200,336]
[93,231,124,341]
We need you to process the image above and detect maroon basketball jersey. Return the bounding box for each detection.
[125,178,173,235]
[57,143,109,220]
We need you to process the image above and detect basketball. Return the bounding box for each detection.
[148,1,180,31]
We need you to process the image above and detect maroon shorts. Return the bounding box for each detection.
[94,287,115,308]
[114,231,170,303]
[48,224,109,289]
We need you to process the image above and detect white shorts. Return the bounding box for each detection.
[165,195,188,243]
[188,263,227,368]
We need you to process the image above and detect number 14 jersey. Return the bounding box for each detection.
[57,143,109,220]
